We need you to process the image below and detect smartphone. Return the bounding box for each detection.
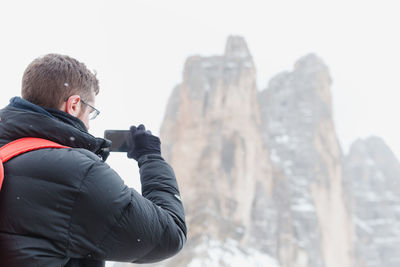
[104,130,130,152]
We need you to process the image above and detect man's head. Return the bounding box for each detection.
[21,54,100,129]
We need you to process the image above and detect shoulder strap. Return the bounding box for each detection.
[0,137,69,190]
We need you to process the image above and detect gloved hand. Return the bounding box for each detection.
[127,124,161,161]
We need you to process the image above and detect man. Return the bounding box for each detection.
[0,54,186,266]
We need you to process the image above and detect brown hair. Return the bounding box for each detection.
[21,54,99,109]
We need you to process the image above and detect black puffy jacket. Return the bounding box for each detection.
[0,97,186,266]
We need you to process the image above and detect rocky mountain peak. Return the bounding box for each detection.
[224,35,252,59]
[344,137,400,267]
[112,37,399,267]
[260,53,334,139]
[349,136,395,158]
[166,36,259,131]
[295,53,330,73]
[258,52,353,267]
[158,36,272,266]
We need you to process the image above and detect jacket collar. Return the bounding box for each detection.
[9,97,54,117]
[1,97,110,159]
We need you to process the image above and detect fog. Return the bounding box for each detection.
[1,1,399,266]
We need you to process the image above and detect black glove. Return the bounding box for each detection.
[127,124,161,161]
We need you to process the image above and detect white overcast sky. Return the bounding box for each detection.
[1,0,400,166]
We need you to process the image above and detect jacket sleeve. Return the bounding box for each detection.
[67,153,186,263]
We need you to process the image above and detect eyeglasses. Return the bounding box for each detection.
[80,99,100,120]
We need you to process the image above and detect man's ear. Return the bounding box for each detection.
[63,95,82,117]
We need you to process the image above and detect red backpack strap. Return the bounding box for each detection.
[0,137,69,190]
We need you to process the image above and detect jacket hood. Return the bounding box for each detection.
[0,97,110,157]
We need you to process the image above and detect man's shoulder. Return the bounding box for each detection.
[13,146,103,175]
[31,146,101,162]
[69,147,102,162]
[2,146,106,193]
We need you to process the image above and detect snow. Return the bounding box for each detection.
[283,160,293,167]
[234,51,249,58]
[368,218,393,226]
[365,158,375,166]
[354,216,373,234]
[204,83,211,92]
[291,202,315,212]
[270,149,281,163]
[375,170,385,180]
[226,62,237,69]
[202,62,213,68]
[300,108,312,116]
[188,238,280,267]
[275,134,290,144]
[291,199,315,212]
[283,167,293,176]
[374,236,400,244]
[243,61,253,68]
[393,205,400,212]
[364,191,380,202]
